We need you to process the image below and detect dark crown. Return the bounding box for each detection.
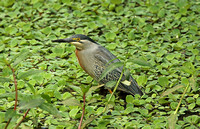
[71,34,97,43]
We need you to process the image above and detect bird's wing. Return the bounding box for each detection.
[93,46,125,85]
[93,46,143,96]
[94,46,123,72]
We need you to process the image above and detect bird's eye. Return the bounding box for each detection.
[72,38,80,41]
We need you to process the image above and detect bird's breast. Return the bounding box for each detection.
[75,49,86,71]
[75,49,97,80]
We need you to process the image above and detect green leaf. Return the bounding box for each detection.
[189,76,197,91]
[168,113,177,129]
[181,77,189,85]
[88,22,98,29]
[137,75,147,86]
[0,55,8,64]
[149,5,160,13]
[5,109,16,121]
[99,62,124,81]
[158,76,169,87]
[69,107,79,118]
[129,58,152,67]
[19,98,44,109]
[196,97,200,105]
[75,28,84,34]
[81,85,90,94]
[124,69,131,80]
[18,69,43,79]
[0,77,12,82]
[105,32,116,42]
[86,84,104,96]
[106,43,117,50]
[81,0,88,4]
[27,83,36,95]
[5,26,18,35]
[12,49,30,66]
[10,39,18,47]
[145,24,155,33]
[23,23,31,31]
[128,29,135,40]
[39,103,61,118]
[0,92,15,98]
[161,85,184,97]
[41,94,51,103]
[126,95,134,103]
[124,106,134,114]
[170,102,178,109]
[166,54,175,60]
[172,29,180,37]
[82,116,97,128]
[110,0,122,4]
[105,81,116,88]
[192,49,199,55]
[61,0,71,5]
[188,103,195,110]
[68,85,82,95]
[2,0,15,7]
[62,97,81,107]
[158,9,166,18]
[2,66,12,76]
[52,45,65,57]
[180,66,194,75]
[184,115,199,124]
[139,108,148,116]
[41,27,52,35]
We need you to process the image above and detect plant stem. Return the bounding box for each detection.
[5,64,18,129]
[78,93,86,129]
[4,118,11,129]
[14,109,30,129]
[174,83,189,115]
[81,66,124,128]
[8,64,18,110]
[102,70,124,113]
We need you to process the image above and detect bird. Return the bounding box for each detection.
[52,34,143,96]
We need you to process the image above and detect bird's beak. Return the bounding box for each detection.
[52,38,75,43]
[52,38,83,49]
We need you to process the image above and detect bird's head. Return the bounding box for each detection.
[52,34,98,50]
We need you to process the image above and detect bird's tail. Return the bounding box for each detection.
[122,76,143,96]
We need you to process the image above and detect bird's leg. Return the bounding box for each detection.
[108,89,113,94]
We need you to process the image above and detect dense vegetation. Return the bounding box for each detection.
[0,0,199,128]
